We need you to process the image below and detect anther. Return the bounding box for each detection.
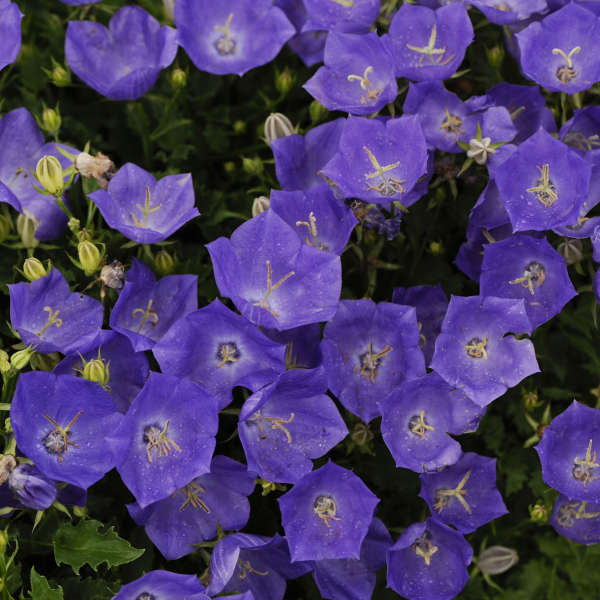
[313,494,342,527]
[464,336,488,359]
[355,341,393,383]
[440,109,464,136]
[408,410,435,438]
[143,421,182,463]
[42,410,83,462]
[131,186,162,228]
[250,412,295,444]
[509,261,546,295]
[238,559,269,580]
[176,481,210,513]
[526,164,558,207]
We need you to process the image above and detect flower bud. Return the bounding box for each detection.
[170,68,187,89]
[68,217,81,234]
[233,120,246,135]
[30,352,61,372]
[486,45,504,69]
[478,546,518,576]
[23,257,50,282]
[0,350,10,374]
[530,503,549,523]
[242,156,263,176]
[428,240,444,255]
[264,113,295,145]
[8,464,57,510]
[275,68,294,95]
[10,346,35,371]
[309,100,328,123]
[16,213,39,248]
[82,358,110,388]
[35,155,64,196]
[50,63,71,87]
[557,238,583,265]
[100,260,125,290]
[78,240,102,276]
[163,0,175,20]
[41,107,61,137]
[154,249,175,276]
[0,214,11,243]
[74,151,115,189]
[252,195,270,217]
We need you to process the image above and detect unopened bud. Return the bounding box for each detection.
[233,120,246,135]
[252,196,270,217]
[163,0,175,20]
[478,546,518,576]
[30,352,61,372]
[428,240,444,255]
[154,249,175,276]
[78,240,102,276]
[242,156,263,176]
[309,100,328,123]
[557,237,583,265]
[530,503,549,523]
[82,358,110,388]
[50,63,71,87]
[0,214,11,243]
[224,161,236,174]
[170,68,187,89]
[100,260,125,290]
[23,257,50,281]
[0,350,10,374]
[10,346,35,371]
[16,212,39,249]
[264,113,295,145]
[351,422,374,446]
[275,68,294,95]
[35,155,64,196]
[74,152,116,189]
[41,107,61,137]
[486,45,504,69]
[68,217,81,234]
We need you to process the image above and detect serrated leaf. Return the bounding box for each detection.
[30,568,63,600]
[53,519,144,575]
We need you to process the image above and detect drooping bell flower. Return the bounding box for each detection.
[108,372,218,508]
[302,0,380,34]
[381,373,483,473]
[535,401,600,503]
[89,163,199,244]
[239,367,348,483]
[11,372,122,490]
[9,268,103,355]
[175,0,295,76]
[385,3,473,81]
[480,233,577,329]
[54,330,149,414]
[65,6,178,100]
[278,460,379,561]
[321,299,425,423]
[386,518,472,600]
[0,1,22,72]
[153,299,286,410]
[112,570,209,600]
[516,3,600,94]
[272,118,345,191]
[269,184,357,255]
[304,32,397,116]
[109,258,198,352]
[419,452,508,534]
[4,464,57,511]
[550,494,600,545]
[430,295,539,407]
[469,0,547,25]
[207,534,309,599]
[319,115,429,205]
[207,210,341,330]
[494,128,592,231]
[127,456,256,560]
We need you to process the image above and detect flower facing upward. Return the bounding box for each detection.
[112,571,209,600]
[550,494,600,545]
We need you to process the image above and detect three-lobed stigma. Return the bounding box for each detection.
[406,24,455,67]
[131,186,162,228]
[411,530,438,566]
[214,13,236,56]
[313,494,342,527]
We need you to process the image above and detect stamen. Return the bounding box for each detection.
[526,164,558,207]
[363,146,406,196]
[144,421,182,463]
[411,531,438,566]
[355,341,393,383]
[249,412,295,444]
[406,25,455,67]
[296,212,319,246]
[464,336,488,359]
[214,13,236,56]
[216,342,240,368]
[313,494,342,527]
[132,299,159,333]
[508,261,546,296]
[552,47,581,84]
[572,439,600,486]
[408,410,435,438]
[433,470,472,514]
[563,132,600,153]
[131,186,162,228]
[331,0,354,6]
[347,66,381,104]
[42,410,83,462]
[36,306,63,337]
[176,481,210,513]
[576,501,600,520]
[254,260,295,318]
[439,108,464,136]
[238,559,269,580]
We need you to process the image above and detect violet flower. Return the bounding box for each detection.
[302,0,380,34]
[112,571,209,600]
[550,494,600,545]
[0,1,22,72]
[262,323,323,369]
[470,0,547,24]
[560,106,600,163]
[5,464,57,511]
[65,6,178,100]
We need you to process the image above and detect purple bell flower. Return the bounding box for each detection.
[469,180,511,232]
[207,210,341,330]
[11,372,122,489]
[386,518,472,600]
[278,461,379,561]
[392,284,448,365]
[154,299,286,410]
[207,533,309,599]
[54,330,149,414]
[0,1,22,72]
[127,456,256,560]
[262,323,323,369]
[272,118,345,191]
[381,373,482,473]
[269,184,357,255]
[560,106,600,163]
[536,401,600,503]
[386,3,473,81]
[495,128,592,232]
[302,0,380,34]
[516,3,600,94]
[109,258,198,352]
[321,299,425,423]
[6,464,57,511]
[480,233,577,329]
[89,163,199,244]
[470,0,547,24]
[65,6,178,101]
[9,268,103,355]
[239,367,348,483]
[430,295,539,407]
[175,0,295,76]
[304,32,397,116]
[108,372,218,508]
[419,452,508,534]
[112,570,208,600]
[550,494,600,545]
[320,115,429,205]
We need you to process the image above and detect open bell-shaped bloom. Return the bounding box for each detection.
[550,494,600,545]
[0,1,22,72]
[470,0,547,25]
[302,0,380,34]
[112,570,209,600]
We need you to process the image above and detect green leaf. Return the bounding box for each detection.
[30,568,63,600]
[53,519,144,575]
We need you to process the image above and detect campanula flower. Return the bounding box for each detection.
[550,494,600,545]
[5,464,57,511]
[0,1,22,72]
[470,0,547,25]
[112,570,209,600]
[302,0,380,34]
[559,106,600,163]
